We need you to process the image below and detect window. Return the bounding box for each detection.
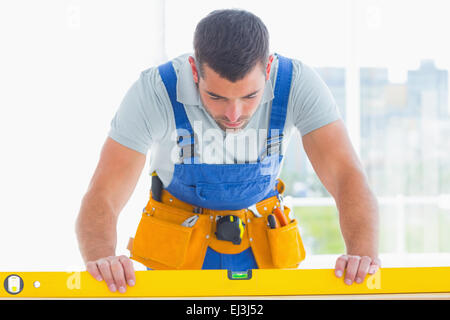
[281,1,450,264]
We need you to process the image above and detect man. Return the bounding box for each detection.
[76,9,380,294]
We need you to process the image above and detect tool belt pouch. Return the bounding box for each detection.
[132,214,192,268]
[266,218,306,269]
[129,199,211,270]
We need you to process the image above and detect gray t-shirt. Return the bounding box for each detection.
[108,53,341,188]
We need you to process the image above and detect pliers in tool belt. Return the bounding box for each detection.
[248,204,262,218]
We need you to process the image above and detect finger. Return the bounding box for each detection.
[97,258,116,293]
[108,256,127,294]
[334,255,349,278]
[119,255,136,287]
[344,255,361,285]
[355,256,372,284]
[368,258,381,275]
[86,261,103,281]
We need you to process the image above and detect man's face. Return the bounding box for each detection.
[189,56,273,132]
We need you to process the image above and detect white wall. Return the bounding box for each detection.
[0,0,165,271]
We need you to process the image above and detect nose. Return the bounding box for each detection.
[224,101,243,123]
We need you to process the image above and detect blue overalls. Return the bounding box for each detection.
[154,54,293,271]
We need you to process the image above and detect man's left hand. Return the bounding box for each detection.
[334,254,381,285]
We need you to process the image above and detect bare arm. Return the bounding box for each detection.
[76,137,146,291]
[302,119,380,284]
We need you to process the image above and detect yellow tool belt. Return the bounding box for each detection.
[127,179,306,270]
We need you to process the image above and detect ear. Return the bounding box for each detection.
[266,55,274,81]
[188,56,199,84]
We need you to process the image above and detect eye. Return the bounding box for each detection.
[209,95,222,100]
[245,95,257,99]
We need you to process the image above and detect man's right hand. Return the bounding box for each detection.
[86,255,136,293]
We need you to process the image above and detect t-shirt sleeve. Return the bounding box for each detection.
[290,60,342,136]
[108,68,168,155]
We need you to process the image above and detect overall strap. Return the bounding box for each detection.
[158,61,200,164]
[263,54,293,159]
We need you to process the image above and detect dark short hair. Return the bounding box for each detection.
[193,9,270,82]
